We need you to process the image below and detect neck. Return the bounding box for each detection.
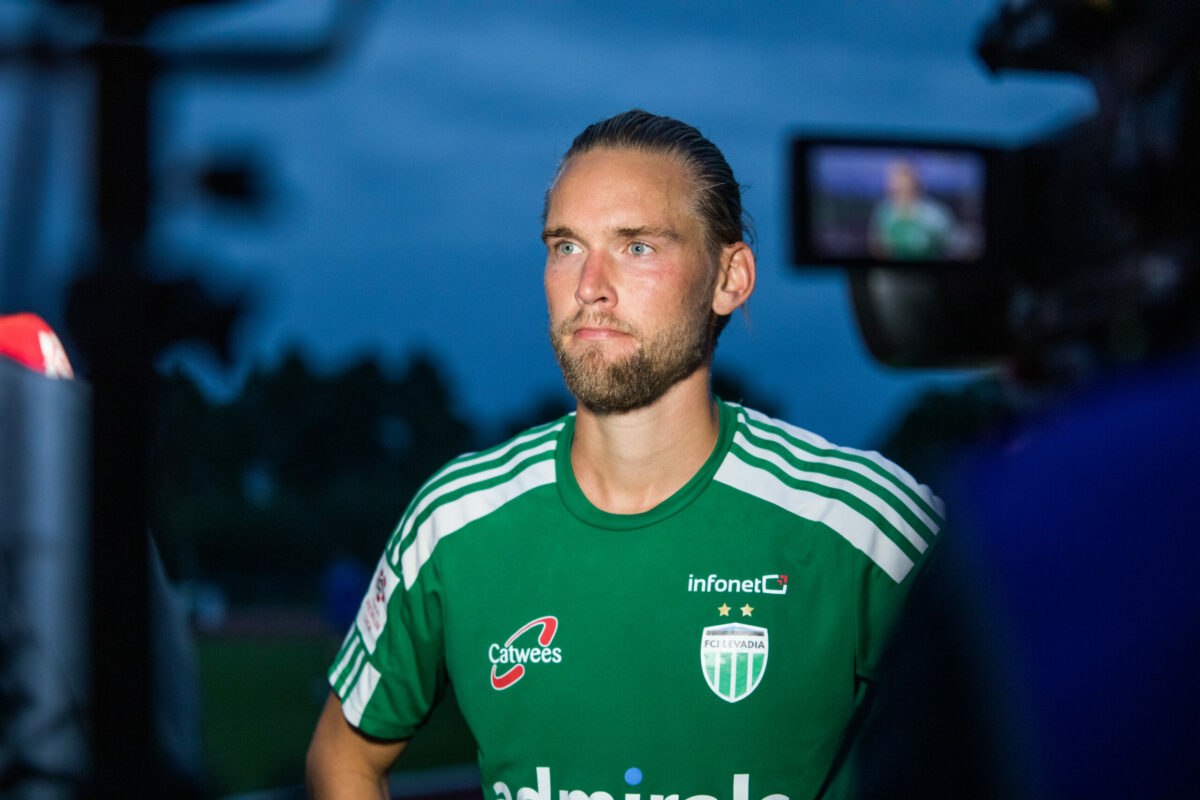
[570,368,720,514]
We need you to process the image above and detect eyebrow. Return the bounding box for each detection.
[615,226,683,243]
[541,225,685,244]
[541,225,574,243]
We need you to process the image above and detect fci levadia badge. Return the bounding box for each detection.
[701,623,768,702]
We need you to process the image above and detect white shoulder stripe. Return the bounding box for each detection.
[430,420,565,486]
[740,405,946,519]
[715,454,915,583]
[342,658,379,728]
[330,637,359,687]
[390,438,558,566]
[734,430,932,553]
[399,457,556,589]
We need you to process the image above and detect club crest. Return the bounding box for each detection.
[700,623,768,702]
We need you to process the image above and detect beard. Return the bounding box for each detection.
[550,303,715,415]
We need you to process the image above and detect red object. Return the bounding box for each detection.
[0,313,74,378]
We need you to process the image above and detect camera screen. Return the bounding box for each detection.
[793,140,988,267]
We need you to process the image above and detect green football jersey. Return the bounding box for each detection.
[329,401,942,800]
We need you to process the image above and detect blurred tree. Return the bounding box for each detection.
[151,348,476,605]
[497,392,573,440]
[151,351,785,607]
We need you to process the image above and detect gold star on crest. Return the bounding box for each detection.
[740,603,754,617]
[717,603,731,616]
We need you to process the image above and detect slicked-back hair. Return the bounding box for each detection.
[546,109,750,255]
[545,109,752,342]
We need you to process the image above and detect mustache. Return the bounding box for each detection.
[554,312,637,338]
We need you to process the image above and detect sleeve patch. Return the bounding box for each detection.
[356,555,401,654]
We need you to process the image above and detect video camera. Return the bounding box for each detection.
[790,0,1200,371]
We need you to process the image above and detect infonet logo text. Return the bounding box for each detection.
[688,574,788,594]
[488,616,562,690]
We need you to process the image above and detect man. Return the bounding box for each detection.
[307,110,942,800]
[868,160,956,260]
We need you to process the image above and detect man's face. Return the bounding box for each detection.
[542,147,719,414]
[886,163,919,205]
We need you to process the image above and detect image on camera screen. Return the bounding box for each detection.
[805,143,986,265]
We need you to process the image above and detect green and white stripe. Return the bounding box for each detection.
[329,627,380,727]
[716,405,942,583]
[387,418,566,587]
[704,651,767,700]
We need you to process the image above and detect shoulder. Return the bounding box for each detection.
[383,415,570,583]
[917,198,952,226]
[418,415,569,504]
[721,403,939,505]
[718,403,944,582]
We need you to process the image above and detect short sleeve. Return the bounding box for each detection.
[854,529,941,683]
[853,476,943,683]
[326,547,447,740]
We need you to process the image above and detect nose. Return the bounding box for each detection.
[576,250,615,307]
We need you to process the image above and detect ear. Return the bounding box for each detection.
[711,242,756,316]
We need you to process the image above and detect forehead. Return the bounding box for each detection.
[545,148,700,232]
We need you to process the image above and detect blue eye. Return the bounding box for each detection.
[557,242,581,256]
[630,242,653,256]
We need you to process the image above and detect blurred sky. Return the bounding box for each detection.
[0,0,1094,448]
